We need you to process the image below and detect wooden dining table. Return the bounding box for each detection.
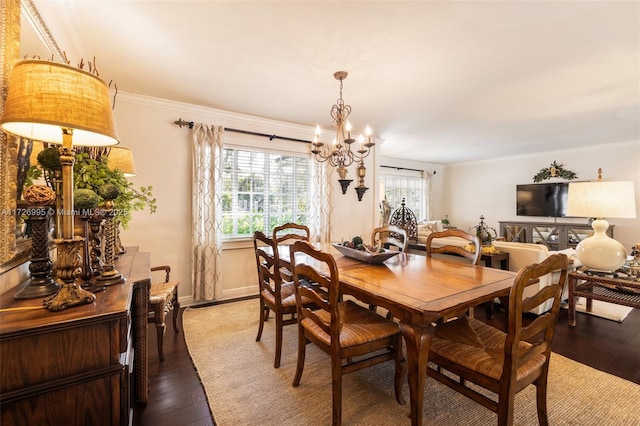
[277,242,516,426]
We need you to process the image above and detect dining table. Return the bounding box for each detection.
[277,242,516,426]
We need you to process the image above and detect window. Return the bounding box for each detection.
[380,172,424,220]
[221,147,312,239]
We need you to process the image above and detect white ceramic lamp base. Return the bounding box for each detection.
[575,219,627,272]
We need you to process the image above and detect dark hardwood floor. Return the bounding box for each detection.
[133,303,640,425]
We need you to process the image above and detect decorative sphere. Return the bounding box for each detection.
[23,185,56,205]
[37,147,61,170]
[98,183,120,200]
[74,188,101,210]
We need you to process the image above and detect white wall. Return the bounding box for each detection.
[113,92,382,305]
[443,141,640,252]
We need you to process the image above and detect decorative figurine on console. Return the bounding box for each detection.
[14,185,59,299]
[95,183,125,286]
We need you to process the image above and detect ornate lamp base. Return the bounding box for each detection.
[43,281,96,312]
[96,271,126,286]
[43,237,96,312]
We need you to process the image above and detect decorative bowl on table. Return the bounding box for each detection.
[331,243,400,264]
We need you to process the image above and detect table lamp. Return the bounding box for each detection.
[1,59,119,311]
[567,169,637,272]
[107,145,137,177]
[106,146,137,257]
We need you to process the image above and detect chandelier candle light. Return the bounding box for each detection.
[311,71,374,200]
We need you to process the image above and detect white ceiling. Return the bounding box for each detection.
[21,0,640,165]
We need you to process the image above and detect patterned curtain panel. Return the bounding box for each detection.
[191,124,224,301]
[310,160,332,243]
[422,171,433,221]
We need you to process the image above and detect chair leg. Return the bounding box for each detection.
[536,370,550,426]
[172,292,180,333]
[497,388,516,426]
[256,300,267,342]
[155,320,166,361]
[393,335,406,405]
[292,327,307,387]
[274,314,283,368]
[331,357,342,426]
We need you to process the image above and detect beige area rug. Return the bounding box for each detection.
[561,298,634,322]
[183,300,640,426]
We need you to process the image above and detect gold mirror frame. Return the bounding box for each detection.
[1,0,21,268]
[1,0,62,271]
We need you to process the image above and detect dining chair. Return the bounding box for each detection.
[369,224,408,315]
[426,253,569,426]
[425,228,481,265]
[273,222,310,281]
[427,229,482,318]
[254,231,311,368]
[371,224,408,252]
[289,240,405,426]
[148,265,180,361]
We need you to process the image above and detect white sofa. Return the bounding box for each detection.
[413,224,579,314]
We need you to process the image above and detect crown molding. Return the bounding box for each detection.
[115,90,319,142]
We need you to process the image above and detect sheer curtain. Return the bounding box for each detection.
[191,123,224,301]
[310,160,332,243]
[422,171,434,220]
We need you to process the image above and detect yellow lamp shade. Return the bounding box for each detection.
[0,60,119,146]
[108,146,137,177]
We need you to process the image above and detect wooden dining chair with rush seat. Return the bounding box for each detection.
[289,241,406,426]
[148,265,180,361]
[254,231,313,368]
[426,253,569,426]
[425,228,481,266]
[426,229,482,318]
[272,222,310,281]
[369,224,408,315]
[371,224,408,252]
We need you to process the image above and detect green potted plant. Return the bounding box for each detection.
[73,152,156,228]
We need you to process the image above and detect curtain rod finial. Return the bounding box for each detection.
[174,118,194,129]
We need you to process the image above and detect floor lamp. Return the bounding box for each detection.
[1,60,119,311]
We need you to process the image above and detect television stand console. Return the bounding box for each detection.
[498,221,613,251]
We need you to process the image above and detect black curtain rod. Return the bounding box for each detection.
[380,164,436,175]
[174,118,311,144]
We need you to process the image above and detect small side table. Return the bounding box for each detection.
[568,269,640,327]
[480,252,509,271]
[481,251,510,319]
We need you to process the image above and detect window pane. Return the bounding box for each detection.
[221,147,311,239]
[381,174,424,220]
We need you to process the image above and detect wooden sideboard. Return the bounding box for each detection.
[498,221,613,251]
[0,248,150,426]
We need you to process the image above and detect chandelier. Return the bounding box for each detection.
[311,71,375,201]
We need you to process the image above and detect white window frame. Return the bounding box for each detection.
[221,137,312,240]
[380,169,425,220]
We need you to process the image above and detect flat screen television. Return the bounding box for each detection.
[516,183,569,217]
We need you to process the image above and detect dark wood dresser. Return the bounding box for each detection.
[0,248,150,426]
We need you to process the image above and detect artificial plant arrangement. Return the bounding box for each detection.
[73,152,156,228]
[27,148,156,228]
[533,161,578,183]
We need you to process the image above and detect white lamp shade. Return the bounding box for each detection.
[567,181,636,219]
[0,60,119,147]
